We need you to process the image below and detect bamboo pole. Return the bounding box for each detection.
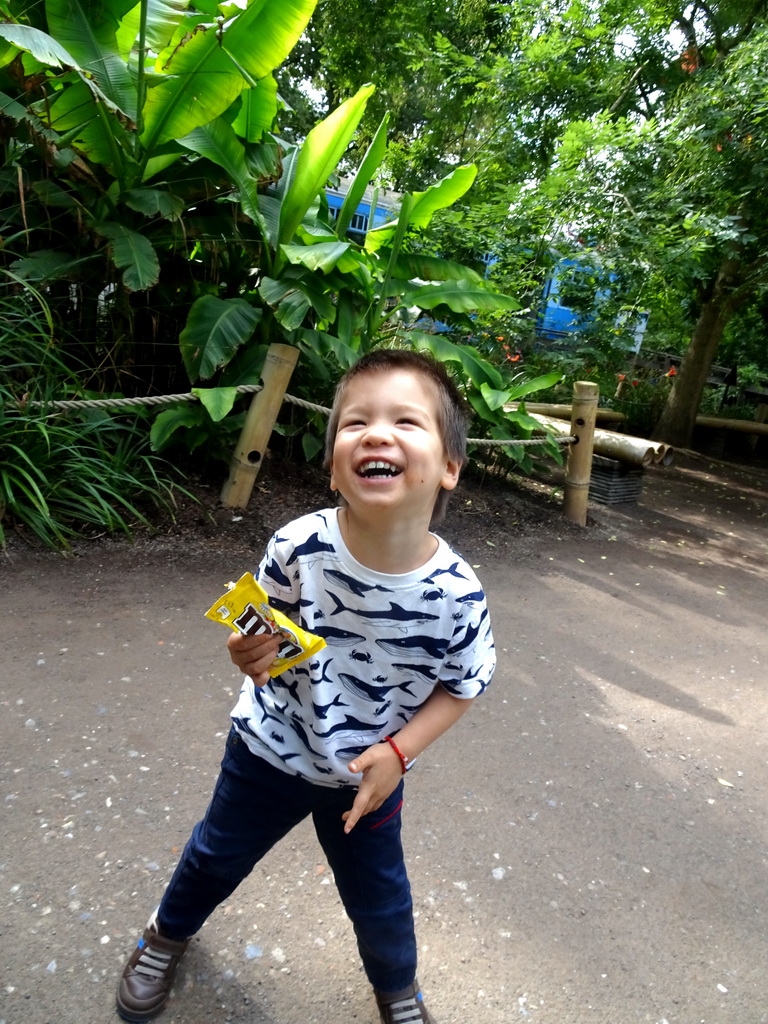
[532,413,658,468]
[652,443,674,466]
[508,402,625,423]
[563,381,599,527]
[695,414,768,435]
[748,403,768,451]
[517,403,768,438]
[220,343,300,509]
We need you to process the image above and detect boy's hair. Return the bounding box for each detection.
[323,348,469,524]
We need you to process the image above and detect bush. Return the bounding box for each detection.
[0,281,190,549]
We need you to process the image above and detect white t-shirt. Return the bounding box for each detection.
[231,508,495,787]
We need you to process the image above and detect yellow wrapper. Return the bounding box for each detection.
[205,572,326,677]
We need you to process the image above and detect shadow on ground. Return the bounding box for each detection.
[1,451,766,1024]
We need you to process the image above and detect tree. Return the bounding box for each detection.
[430,0,768,446]
[2,0,538,472]
[650,19,768,443]
[0,0,318,393]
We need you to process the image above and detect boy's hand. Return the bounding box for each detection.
[343,742,404,833]
[227,631,282,687]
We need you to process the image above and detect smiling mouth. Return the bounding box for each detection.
[357,460,402,479]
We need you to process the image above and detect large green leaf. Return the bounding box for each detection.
[506,372,563,400]
[336,112,389,237]
[278,84,375,249]
[36,80,116,164]
[405,279,520,314]
[480,383,513,412]
[179,295,262,381]
[365,165,477,252]
[502,407,547,434]
[280,242,356,274]
[10,249,96,282]
[222,0,316,82]
[99,221,160,290]
[0,24,80,68]
[32,180,78,208]
[142,29,246,150]
[177,118,264,229]
[150,405,203,452]
[231,75,279,142]
[45,0,137,118]
[259,271,335,330]
[295,328,359,370]
[0,36,19,70]
[142,0,315,152]
[123,187,185,220]
[408,331,503,389]
[191,386,239,422]
[382,250,485,284]
[117,0,188,55]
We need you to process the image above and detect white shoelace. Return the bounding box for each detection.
[383,992,427,1023]
[134,944,173,980]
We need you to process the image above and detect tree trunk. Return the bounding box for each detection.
[651,256,739,447]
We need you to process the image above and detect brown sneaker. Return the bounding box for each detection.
[116,911,189,1022]
[374,980,436,1024]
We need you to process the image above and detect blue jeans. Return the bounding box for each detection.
[157,728,417,992]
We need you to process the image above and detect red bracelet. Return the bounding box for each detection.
[383,735,409,774]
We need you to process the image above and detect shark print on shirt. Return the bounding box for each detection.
[230,508,495,787]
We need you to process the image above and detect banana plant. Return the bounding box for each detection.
[0,0,317,294]
[178,93,519,366]
[2,0,553,467]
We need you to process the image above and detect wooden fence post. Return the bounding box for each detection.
[563,380,599,527]
[220,343,300,509]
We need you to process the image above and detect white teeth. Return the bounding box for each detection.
[359,460,399,477]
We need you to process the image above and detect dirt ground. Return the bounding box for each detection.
[1,446,767,1024]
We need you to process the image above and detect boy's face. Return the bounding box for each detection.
[329,368,460,523]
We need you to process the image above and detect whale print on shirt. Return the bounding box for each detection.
[328,592,440,626]
[285,532,336,566]
[230,509,495,787]
[323,568,393,598]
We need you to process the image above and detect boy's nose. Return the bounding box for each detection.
[362,420,394,445]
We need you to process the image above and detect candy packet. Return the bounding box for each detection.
[205,572,326,677]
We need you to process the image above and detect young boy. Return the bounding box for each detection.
[116,349,496,1024]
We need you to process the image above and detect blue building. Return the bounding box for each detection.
[325,179,399,243]
[537,256,648,353]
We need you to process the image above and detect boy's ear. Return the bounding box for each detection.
[441,456,461,492]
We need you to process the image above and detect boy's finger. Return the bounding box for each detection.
[342,792,367,834]
[228,631,278,652]
[347,750,371,774]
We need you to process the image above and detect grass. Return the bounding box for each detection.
[0,278,192,550]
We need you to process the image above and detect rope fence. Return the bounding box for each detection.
[27,387,576,450]
[26,341,598,525]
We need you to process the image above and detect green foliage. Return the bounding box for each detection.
[609,373,677,438]
[0,0,318,398]
[0,411,181,549]
[0,279,189,549]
